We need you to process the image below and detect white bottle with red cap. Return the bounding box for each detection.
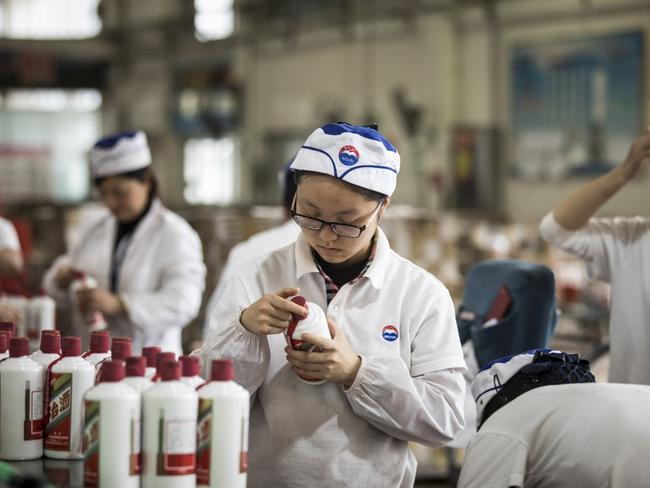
[142,359,198,488]
[83,360,141,488]
[142,346,161,380]
[3,296,29,337]
[151,352,176,382]
[44,336,96,460]
[0,332,9,360]
[196,359,249,488]
[0,321,16,340]
[69,271,107,332]
[180,356,204,389]
[122,356,154,393]
[82,331,111,370]
[30,330,61,375]
[284,296,331,385]
[111,337,133,362]
[0,337,45,460]
[26,292,56,351]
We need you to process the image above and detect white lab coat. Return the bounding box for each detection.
[203,219,300,338]
[0,217,20,251]
[201,228,466,487]
[44,199,206,355]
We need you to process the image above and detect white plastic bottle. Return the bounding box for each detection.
[0,332,8,360]
[111,336,133,361]
[151,352,176,382]
[83,360,141,488]
[180,355,204,389]
[30,330,61,374]
[69,272,107,332]
[142,359,198,488]
[284,296,331,384]
[44,336,96,460]
[0,337,45,460]
[142,346,161,380]
[26,292,56,351]
[122,356,153,393]
[197,359,249,488]
[83,331,111,370]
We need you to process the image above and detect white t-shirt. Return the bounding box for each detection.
[540,212,650,384]
[203,219,300,337]
[201,227,466,488]
[0,217,20,251]
[458,383,650,488]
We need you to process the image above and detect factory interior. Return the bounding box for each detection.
[1,0,649,487]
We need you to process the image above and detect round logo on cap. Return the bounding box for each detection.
[338,145,359,166]
[382,325,399,342]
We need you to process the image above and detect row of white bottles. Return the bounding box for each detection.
[0,294,56,349]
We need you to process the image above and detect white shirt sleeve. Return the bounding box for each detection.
[0,218,20,251]
[120,225,206,334]
[345,287,467,447]
[200,273,270,398]
[539,211,650,282]
[457,433,528,488]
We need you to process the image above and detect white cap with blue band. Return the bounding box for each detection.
[90,130,152,178]
[290,122,400,197]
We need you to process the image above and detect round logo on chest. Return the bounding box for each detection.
[382,325,399,342]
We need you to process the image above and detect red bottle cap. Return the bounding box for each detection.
[111,338,132,360]
[156,352,176,373]
[62,337,81,357]
[89,331,110,353]
[142,346,161,368]
[9,337,29,357]
[180,356,200,377]
[125,356,146,377]
[0,334,8,353]
[160,360,180,381]
[211,359,234,382]
[100,360,125,382]
[40,332,61,354]
[0,322,16,338]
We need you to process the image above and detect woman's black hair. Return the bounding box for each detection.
[293,170,386,203]
[94,167,160,199]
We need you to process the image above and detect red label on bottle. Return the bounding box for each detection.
[196,398,213,485]
[45,372,73,451]
[156,416,196,476]
[130,417,141,475]
[240,408,249,473]
[23,381,44,440]
[83,400,100,487]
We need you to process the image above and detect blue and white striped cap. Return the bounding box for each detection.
[290,123,400,197]
[90,130,151,178]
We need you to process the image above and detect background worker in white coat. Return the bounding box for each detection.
[202,122,466,487]
[202,162,300,338]
[0,216,23,322]
[539,129,650,384]
[44,130,206,354]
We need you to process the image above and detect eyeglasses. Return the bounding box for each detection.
[291,197,383,239]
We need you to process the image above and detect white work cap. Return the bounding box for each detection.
[90,130,152,178]
[290,122,400,197]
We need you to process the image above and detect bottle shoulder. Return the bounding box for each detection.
[198,381,249,398]
[52,357,96,373]
[85,382,139,400]
[143,380,198,399]
[0,356,44,373]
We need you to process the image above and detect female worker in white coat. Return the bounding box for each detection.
[201,122,466,487]
[44,130,205,354]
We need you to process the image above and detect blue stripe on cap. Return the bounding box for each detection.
[321,123,397,152]
[94,130,139,149]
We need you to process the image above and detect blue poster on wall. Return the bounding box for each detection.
[510,31,644,181]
